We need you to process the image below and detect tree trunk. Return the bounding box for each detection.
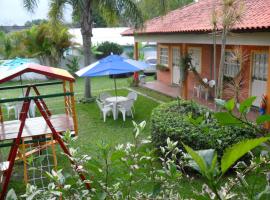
[217,29,227,98]
[81,0,93,99]
[213,28,217,97]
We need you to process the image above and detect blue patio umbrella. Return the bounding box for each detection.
[76,54,149,96]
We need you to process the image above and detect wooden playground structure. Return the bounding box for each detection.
[0,64,90,199]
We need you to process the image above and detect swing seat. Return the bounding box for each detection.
[0,114,74,141]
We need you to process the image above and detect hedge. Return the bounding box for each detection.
[151,100,257,157]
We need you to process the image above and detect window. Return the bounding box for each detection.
[188,47,201,72]
[172,47,181,67]
[252,52,268,81]
[159,47,169,66]
[224,51,240,77]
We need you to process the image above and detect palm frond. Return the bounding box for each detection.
[48,0,67,23]
[23,0,39,13]
[98,0,144,28]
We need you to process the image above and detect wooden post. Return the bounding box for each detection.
[63,81,69,115]
[20,140,28,184]
[134,42,139,84]
[182,44,188,100]
[266,47,270,128]
[0,105,3,123]
[69,82,79,136]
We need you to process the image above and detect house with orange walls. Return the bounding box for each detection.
[122,0,270,108]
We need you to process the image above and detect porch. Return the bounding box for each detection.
[140,80,259,121]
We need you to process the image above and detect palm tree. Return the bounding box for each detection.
[23,0,144,99]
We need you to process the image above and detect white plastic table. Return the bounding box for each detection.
[105,96,128,120]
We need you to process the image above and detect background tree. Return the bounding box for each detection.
[0,31,12,59]
[96,41,123,59]
[23,0,144,100]
[135,0,194,20]
[24,19,48,27]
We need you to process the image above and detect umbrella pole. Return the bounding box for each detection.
[114,77,118,98]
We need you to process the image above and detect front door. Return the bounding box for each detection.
[251,52,268,107]
[172,47,181,85]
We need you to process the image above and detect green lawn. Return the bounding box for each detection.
[1,76,170,194]
[1,77,267,198]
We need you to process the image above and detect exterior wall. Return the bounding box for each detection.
[157,42,270,102]
[135,32,270,46]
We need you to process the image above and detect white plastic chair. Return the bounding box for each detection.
[127,91,138,101]
[14,102,24,120]
[96,99,113,122]
[208,80,216,88]
[1,98,17,119]
[29,101,36,118]
[117,99,134,122]
[99,92,112,103]
[127,91,138,113]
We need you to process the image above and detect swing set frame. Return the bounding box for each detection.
[0,64,90,199]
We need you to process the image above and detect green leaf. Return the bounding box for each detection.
[152,183,162,197]
[224,98,235,111]
[239,96,256,114]
[221,137,270,174]
[256,115,270,125]
[97,192,107,200]
[6,189,17,200]
[183,144,207,176]
[214,112,242,125]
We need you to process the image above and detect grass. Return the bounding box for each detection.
[1,76,166,194]
[1,76,267,198]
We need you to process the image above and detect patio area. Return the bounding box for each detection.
[140,80,260,120]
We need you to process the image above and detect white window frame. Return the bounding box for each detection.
[159,46,169,67]
[252,52,268,81]
[188,47,202,73]
[224,50,240,78]
[172,47,181,67]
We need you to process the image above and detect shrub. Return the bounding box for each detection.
[151,100,257,157]
[66,56,79,75]
[96,41,123,59]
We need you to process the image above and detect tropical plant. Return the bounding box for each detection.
[23,22,73,66]
[212,0,245,98]
[23,0,144,100]
[66,56,80,75]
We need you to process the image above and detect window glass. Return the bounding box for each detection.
[159,47,169,66]
[224,51,240,77]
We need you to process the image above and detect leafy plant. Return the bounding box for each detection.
[156,64,169,71]
[66,56,80,75]
[96,41,124,59]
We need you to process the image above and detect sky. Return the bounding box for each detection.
[0,0,72,26]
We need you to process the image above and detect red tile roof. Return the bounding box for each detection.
[122,0,270,36]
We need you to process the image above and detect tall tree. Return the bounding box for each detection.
[214,0,244,98]
[23,0,144,99]
[136,0,194,20]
